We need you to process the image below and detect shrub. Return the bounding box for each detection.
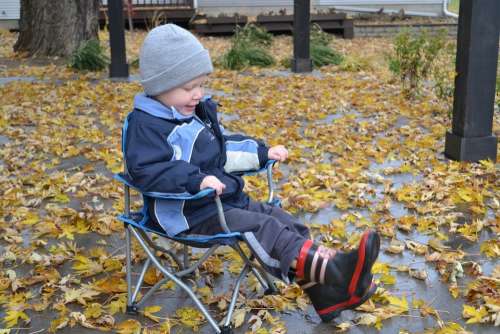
[388,28,447,96]
[311,23,333,46]
[221,44,275,70]
[281,24,343,69]
[234,24,273,47]
[220,24,275,70]
[311,43,343,67]
[340,55,373,72]
[69,39,109,71]
[310,24,343,67]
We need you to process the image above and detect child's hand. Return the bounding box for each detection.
[200,175,226,195]
[268,145,288,162]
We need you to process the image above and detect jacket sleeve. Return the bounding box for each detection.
[125,120,206,194]
[202,97,269,173]
[222,130,269,173]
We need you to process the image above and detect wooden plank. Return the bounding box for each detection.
[206,16,248,24]
[192,13,353,38]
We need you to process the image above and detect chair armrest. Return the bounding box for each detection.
[231,159,276,176]
[114,173,230,233]
[232,160,278,204]
[113,173,215,200]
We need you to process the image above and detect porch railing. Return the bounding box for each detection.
[101,0,194,8]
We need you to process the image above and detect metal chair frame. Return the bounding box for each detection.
[115,160,279,333]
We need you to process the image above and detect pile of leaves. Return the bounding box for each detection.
[0,27,499,334]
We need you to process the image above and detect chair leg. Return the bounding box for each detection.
[129,226,222,333]
[130,258,151,304]
[125,226,138,314]
[183,244,190,268]
[236,246,279,295]
[224,264,250,327]
[259,269,279,295]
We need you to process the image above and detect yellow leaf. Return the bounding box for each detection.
[72,255,103,277]
[428,238,449,252]
[408,268,428,281]
[175,307,204,331]
[54,193,71,203]
[372,262,390,275]
[233,309,246,328]
[144,305,162,323]
[457,188,474,202]
[380,273,396,285]
[448,284,460,298]
[356,313,378,326]
[336,322,352,332]
[385,239,404,254]
[405,240,428,255]
[63,287,100,305]
[387,295,409,313]
[3,309,30,328]
[159,320,172,333]
[115,319,141,334]
[21,212,39,225]
[84,303,103,319]
[435,322,472,334]
[480,239,500,258]
[462,305,488,324]
[106,294,126,315]
[144,267,162,285]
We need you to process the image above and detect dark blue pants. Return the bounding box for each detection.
[188,200,310,282]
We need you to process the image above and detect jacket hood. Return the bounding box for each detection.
[133,93,192,121]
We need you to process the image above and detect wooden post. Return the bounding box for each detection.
[292,0,312,73]
[108,0,129,78]
[444,0,499,162]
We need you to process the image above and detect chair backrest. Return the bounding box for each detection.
[121,113,132,177]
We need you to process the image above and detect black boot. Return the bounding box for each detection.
[299,279,378,322]
[296,230,380,298]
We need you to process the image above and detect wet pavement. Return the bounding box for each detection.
[1,75,498,334]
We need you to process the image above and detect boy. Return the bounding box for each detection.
[124,24,380,322]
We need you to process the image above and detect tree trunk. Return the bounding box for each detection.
[14,0,100,57]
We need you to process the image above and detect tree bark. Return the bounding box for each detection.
[14,0,100,57]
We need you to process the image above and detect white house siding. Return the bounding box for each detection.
[197,0,445,17]
[101,0,191,5]
[197,0,296,17]
[0,0,20,19]
[0,0,19,29]
[315,0,444,16]
[1,0,446,28]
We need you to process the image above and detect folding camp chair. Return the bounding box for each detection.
[115,155,281,333]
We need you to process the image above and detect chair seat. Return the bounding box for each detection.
[118,211,242,248]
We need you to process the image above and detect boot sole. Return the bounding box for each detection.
[318,282,378,322]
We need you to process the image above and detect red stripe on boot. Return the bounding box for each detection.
[317,294,361,315]
[348,230,369,296]
[317,282,376,315]
[296,239,313,279]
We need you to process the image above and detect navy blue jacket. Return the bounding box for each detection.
[123,94,269,236]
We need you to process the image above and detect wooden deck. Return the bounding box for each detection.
[99,1,195,26]
[192,13,354,39]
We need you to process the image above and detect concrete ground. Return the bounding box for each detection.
[1,73,498,334]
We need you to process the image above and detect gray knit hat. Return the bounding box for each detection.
[139,24,213,96]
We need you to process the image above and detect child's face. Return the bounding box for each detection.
[157,75,207,116]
